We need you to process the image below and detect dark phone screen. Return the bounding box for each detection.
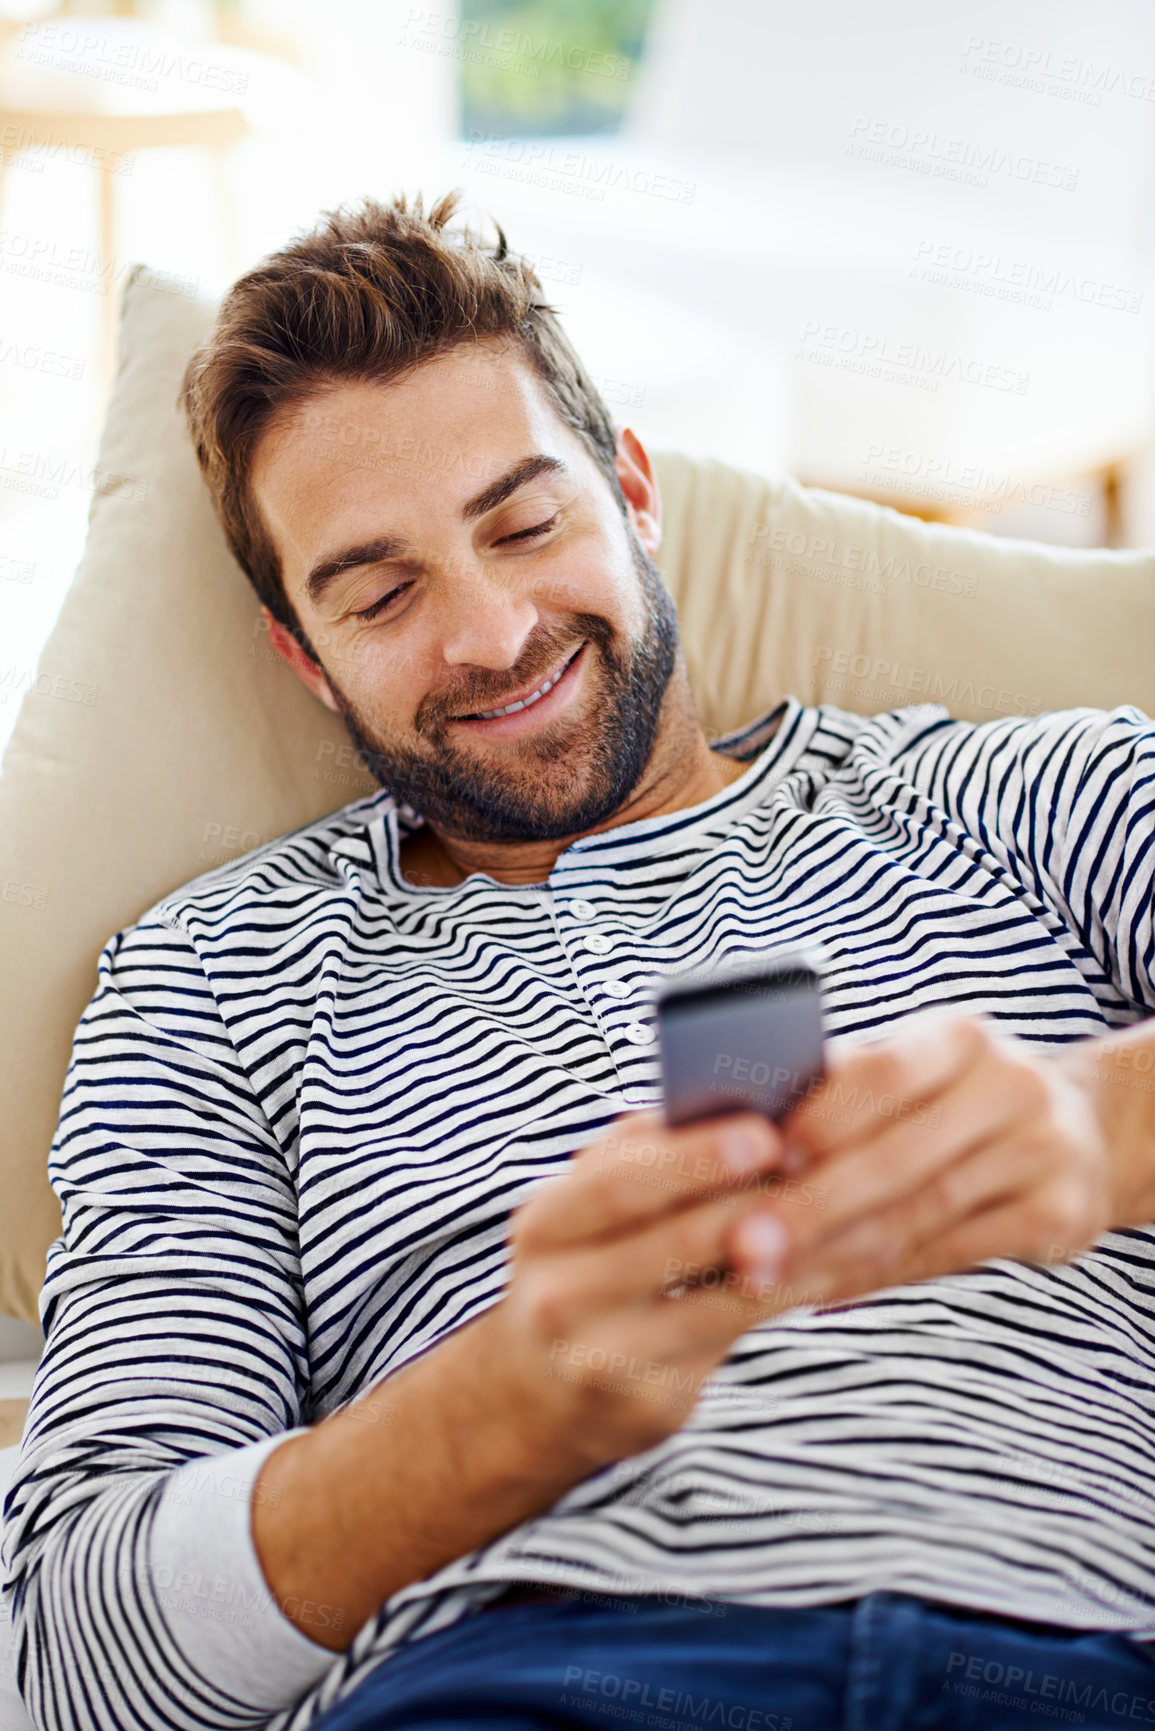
[658,963,824,1127]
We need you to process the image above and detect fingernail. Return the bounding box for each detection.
[739,1214,788,1279]
[782,1143,807,1175]
[720,1124,769,1173]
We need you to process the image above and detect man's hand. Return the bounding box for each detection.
[253,1111,794,1649]
[491,1112,795,1471]
[732,1008,1119,1312]
[493,1008,1139,1477]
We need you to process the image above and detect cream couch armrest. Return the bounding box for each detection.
[651,454,1155,736]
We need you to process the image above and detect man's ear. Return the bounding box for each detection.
[614,426,661,557]
[262,606,339,713]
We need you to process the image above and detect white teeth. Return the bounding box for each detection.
[472,652,574,721]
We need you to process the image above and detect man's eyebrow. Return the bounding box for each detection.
[305,536,410,607]
[303,454,568,608]
[461,453,568,522]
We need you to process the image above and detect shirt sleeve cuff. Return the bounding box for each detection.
[148,1430,339,1713]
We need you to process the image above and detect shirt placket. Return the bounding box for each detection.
[549,872,664,1108]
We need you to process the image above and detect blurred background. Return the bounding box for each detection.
[0,0,1154,779]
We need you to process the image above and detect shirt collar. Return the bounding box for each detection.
[331,697,808,898]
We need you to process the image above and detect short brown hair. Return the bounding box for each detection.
[180,190,622,657]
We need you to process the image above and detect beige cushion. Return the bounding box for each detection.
[1,272,1153,1325]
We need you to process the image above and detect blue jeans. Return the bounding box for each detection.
[309,1588,1155,1730]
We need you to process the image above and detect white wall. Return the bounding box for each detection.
[626,0,1155,522]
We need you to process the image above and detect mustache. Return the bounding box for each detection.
[415,613,613,734]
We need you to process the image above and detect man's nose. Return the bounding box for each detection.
[438,566,540,670]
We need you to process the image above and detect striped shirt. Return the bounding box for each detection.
[5,695,1155,1731]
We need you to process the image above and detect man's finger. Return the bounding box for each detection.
[753,1046,1056,1265]
[514,1111,784,1252]
[635,1267,821,1367]
[521,1187,794,1329]
[785,1009,994,1162]
[804,1191,1093,1313]
[784,1138,1040,1300]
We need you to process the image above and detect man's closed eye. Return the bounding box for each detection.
[497,513,559,544]
[353,583,412,622]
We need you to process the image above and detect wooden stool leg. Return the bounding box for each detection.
[1101,461,1124,549]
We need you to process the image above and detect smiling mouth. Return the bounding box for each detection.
[460,644,585,721]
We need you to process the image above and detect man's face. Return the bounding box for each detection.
[251,341,679,843]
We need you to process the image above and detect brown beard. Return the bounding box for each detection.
[320,533,680,844]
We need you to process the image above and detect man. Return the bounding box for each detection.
[4,192,1155,1731]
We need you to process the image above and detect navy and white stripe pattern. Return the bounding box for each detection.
[5,696,1155,1731]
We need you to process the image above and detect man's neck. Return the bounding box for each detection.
[399,700,755,890]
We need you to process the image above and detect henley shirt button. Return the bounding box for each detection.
[585,933,613,955]
[624,1022,655,1045]
[570,898,596,919]
[604,979,631,999]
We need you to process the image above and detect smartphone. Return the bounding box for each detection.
[657,948,826,1128]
